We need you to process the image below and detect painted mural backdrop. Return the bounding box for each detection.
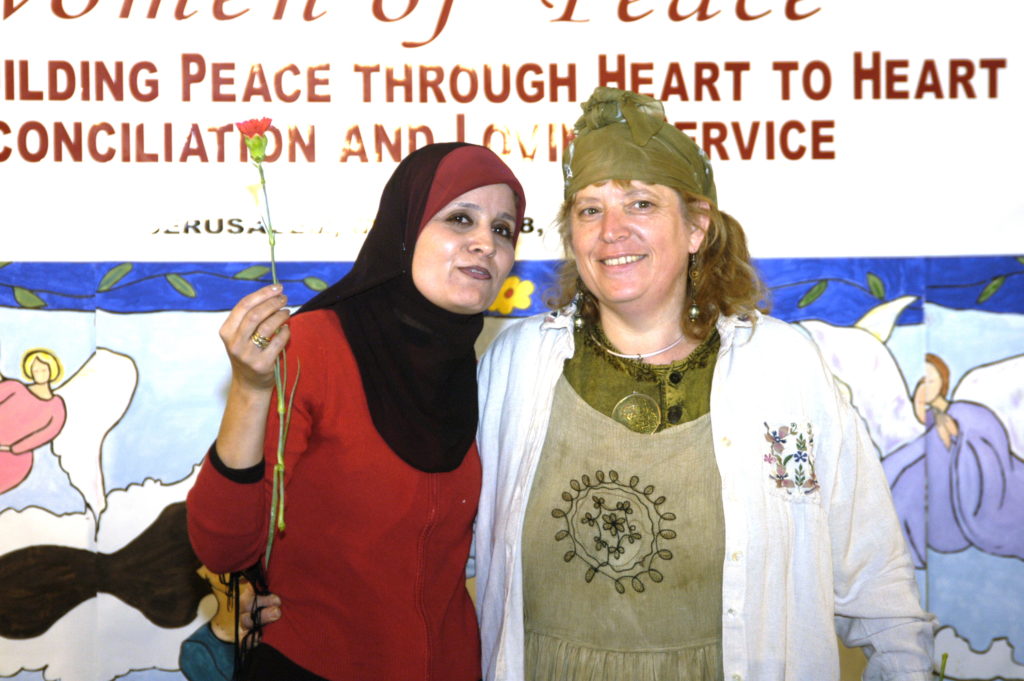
[2,1,1023,680]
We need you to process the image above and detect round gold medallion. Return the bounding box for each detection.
[612,392,661,434]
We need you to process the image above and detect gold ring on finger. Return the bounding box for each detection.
[250,331,271,350]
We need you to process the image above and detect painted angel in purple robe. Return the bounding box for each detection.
[882,353,1024,568]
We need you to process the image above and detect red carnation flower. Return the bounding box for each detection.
[237,117,272,138]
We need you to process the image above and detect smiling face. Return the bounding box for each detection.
[570,180,707,321]
[411,183,517,315]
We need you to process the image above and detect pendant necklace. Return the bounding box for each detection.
[589,331,685,434]
[589,333,686,361]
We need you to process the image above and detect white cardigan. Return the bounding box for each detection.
[474,309,936,681]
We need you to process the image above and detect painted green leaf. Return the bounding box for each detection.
[234,265,270,280]
[165,273,197,298]
[867,272,885,300]
[303,276,328,292]
[0,262,11,268]
[977,276,1005,304]
[98,263,133,292]
[1016,256,1024,266]
[14,287,45,308]
[798,280,828,308]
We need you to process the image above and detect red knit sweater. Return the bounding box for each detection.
[187,310,481,681]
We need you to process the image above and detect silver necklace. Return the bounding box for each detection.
[590,333,686,360]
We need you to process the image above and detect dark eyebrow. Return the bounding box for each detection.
[451,202,515,223]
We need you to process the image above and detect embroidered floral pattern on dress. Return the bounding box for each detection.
[552,469,675,594]
[764,422,820,498]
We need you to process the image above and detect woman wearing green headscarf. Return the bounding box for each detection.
[474,87,936,681]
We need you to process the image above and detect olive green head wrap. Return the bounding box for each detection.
[563,87,716,205]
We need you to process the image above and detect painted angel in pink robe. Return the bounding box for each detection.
[0,349,68,494]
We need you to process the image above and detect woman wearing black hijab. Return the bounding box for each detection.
[187,143,525,681]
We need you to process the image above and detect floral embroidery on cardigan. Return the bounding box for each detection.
[764,422,820,497]
[551,469,675,594]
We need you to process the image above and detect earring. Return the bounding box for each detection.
[572,279,586,330]
[687,254,700,322]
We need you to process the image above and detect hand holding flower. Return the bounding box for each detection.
[219,285,291,392]
[234,116,299,565]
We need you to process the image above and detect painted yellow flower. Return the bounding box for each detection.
[489,276,535,315]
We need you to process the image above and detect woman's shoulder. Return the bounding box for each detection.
[726,313,823,364]
[755,313,812,341]
[488,311,565,352]
[287,308,344,343]
[282,308,349,366]
[479,312,573,387]
[289,306,340,330]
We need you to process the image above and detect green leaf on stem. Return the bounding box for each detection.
[98,263,133,292]
[165,273,196,298]
[977,276,1005,303]
[234,265,271,280]
[867,272,885,299]
[798,281,828,308]
[304,276,328,292]
[14,287,45,308]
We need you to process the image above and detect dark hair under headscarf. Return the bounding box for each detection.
[299,143,525,472]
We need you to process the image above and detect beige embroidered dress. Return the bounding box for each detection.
[521,327,725,681]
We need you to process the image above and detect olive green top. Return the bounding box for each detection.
[563,323,720,433]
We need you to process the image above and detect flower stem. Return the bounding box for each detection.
[252,156,294,570]
[256,162,278,286]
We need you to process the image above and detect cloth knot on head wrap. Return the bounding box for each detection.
[563,86,716,205]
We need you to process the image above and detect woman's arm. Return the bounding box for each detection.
[828,373,937,679]
[187,285,295,573]
[214,284,291,469]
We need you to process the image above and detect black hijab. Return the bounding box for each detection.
[299,143,526,472]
